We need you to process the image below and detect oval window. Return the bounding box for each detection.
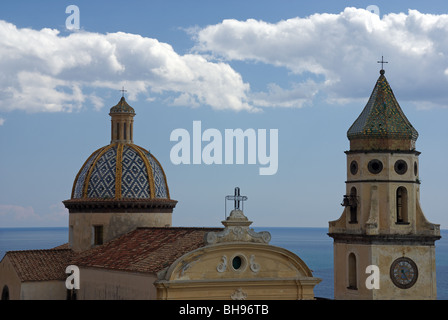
[350,161,358,175]
[394,160,408,175]
[368,159,383,174]
[232,256,242,270]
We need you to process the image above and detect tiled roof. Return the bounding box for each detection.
[52,243,70,250]
[5,248,76,281]
[347,71,419,141]
[68,143,171,201]
[3,227,223,281]
[71,227,222,274]
[109,96,135,114]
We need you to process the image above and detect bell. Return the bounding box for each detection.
[341,195,350,207]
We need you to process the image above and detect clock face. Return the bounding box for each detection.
[390,257,418,289]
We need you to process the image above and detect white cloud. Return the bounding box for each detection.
[0,21,253,113]
[0,204,40,221]
[250,81,320,108]
[0,117,4,126]
[46,203,69,223]
[3,8,448,113]
[193,8,448,108]
[0,203,67,226]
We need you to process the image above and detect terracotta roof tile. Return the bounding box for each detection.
[71,227,222,274]
[5,248,76,281]
[4,227,223,281]
[53,243,70,250]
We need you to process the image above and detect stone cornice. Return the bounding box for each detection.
[344,149,421,155]
[328,232,441,246]
[62,198,177,213]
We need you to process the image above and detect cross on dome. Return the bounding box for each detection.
[120,86,127,97]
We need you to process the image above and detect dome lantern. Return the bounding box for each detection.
[109,94,135,144]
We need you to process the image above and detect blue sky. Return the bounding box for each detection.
[1,0,448,229]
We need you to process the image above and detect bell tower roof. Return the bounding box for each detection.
[347,69,419,151]
[109,96,135,114]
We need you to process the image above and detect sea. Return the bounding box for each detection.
[0,227,447,300]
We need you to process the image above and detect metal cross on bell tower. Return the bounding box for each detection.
[225,187,248,218]
[377,56,388,73]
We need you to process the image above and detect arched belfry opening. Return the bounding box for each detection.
[349,187,358,224]
[396,186,408,224]
[348,253,357,290]
[341,187,358,224]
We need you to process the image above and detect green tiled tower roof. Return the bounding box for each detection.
[109,96,135,114]
[347,70,418,142]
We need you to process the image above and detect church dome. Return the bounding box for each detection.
[63,95,176,251]
[70,143,170,200]
[66,96,173,203]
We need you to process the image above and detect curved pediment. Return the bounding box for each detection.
[158,242,314,282]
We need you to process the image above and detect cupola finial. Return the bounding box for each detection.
[377,56,388,74]
[120,86,127,98]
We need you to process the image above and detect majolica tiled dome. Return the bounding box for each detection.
[71,143,169,200]
[109,96,135,114]
[68,96,171,202]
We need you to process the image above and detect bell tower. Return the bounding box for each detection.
[328,66,441,299]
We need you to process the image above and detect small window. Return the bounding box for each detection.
[348,253,357,290]
[232,256,242,270]
[1,285,9,300]
[93,225,104,245]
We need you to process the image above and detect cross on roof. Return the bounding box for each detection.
[377,56,388,70]
[120,86,127,97]
[225,187,248,211]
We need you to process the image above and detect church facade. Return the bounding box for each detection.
[0,96,321,300]
[328,68,441,299]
